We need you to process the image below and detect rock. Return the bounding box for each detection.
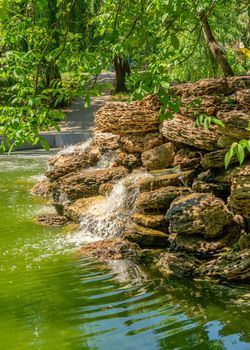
[166,193,233,238]
[132,212,167,228]
[123,224,169,247]
[135,169,195,192]
[141,143,176,170]
[229,165,250,218]
[95,101,160,135]
[192,169,230,200]
[172,76,250,98]
[120,133,163,153]
[32,178,50,197]
[173,148,202,169]
[197,249,250,281]
[93,132,121,152]
[116,152,141,169]
[99,183,114,196]
[179,95,221,117]
[79,239,140,261]
[217,111,250,140]
[64,196,105,222]
[46,142,102,179]
[36,213,69,226]
[235,89,250,107]
[157,252,199,278]
[52,166,128,202]
[217,135,239,148]
[173,224,241,257]
[201,148,238,169]
[161,114,220,151]
[238,235,250,250]
[135,186,191,211]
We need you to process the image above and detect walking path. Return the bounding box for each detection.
[15,72,115,150]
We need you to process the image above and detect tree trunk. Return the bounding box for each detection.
[200,13,234,77]
[114,55,131,92]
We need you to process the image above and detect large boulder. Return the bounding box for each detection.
[51,166,128,202]
[229,165,250,218]
[217,111,250,140]
[134,169,195,192]
[166,193,233,238]
[201,148,238,169]
[161,114,220,151]
[141,143,176,170]
[120,133,163,154]
[172,76,250,98]
[135,186,191,211]
[46,142,101,179]
[95,101,160,135]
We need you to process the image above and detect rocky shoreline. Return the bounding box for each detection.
[33,76,250,282]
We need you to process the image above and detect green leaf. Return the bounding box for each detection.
[204,117,211,130]
[224,147,234,169]
[84,95,91,108]
[236,143,245,165]
[40,138,50,151]
[171,34,180,50]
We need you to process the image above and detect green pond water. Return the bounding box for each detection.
[0,152,250,350]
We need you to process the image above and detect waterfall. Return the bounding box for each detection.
[75,172,150,243]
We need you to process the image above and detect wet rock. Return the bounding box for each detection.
[124,224,169,247]
[46,143,102,179]
[132,212,167,229]
[36,213,69,226]
[95,101,160,135]
[135,186,191,211]
[141,143,176,170]
[161,114,220,151]
[136,169,195,192]
[120,133,163,154]
[157,252,199,278]
[64,196,105,222]
[53,166,128,202]
[173,224,241,257]
[197,249,250,281]
[166,193,233,238]
[32,178,50,197]
[217,111,250,140]
[173,148,202,169]
[229,165,250,218]
[93,132,121,152]
[99,183,114,196]
[79,239,140,261]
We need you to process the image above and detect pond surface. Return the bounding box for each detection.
[0,152,250,350]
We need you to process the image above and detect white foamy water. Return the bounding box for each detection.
[56,139,92,156]
[75,172,150,242]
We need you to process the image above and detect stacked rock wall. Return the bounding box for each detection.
[35,76,250,282]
